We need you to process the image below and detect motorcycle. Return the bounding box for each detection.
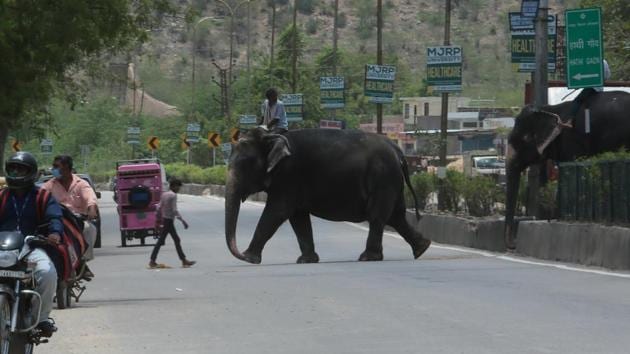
[53,211,90,310]
[0,231,52,354]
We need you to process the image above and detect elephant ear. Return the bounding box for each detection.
[264,134,291,173]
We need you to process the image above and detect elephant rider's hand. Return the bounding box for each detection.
[47,233,61,245]
[267,119,279,130]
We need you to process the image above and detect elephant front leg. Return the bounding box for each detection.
[359,221,385,261]
[243,206,289,264]
[289,212,319,264]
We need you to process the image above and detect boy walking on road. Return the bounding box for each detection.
[149,179,196,268]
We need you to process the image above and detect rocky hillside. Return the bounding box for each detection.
[136,0,580,107]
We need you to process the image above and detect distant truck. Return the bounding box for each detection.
[463,151,506,181]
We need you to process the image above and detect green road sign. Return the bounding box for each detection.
[426,45,463,93]
[281,94,304,122]
[364,65,396,104]
[239,115,258,126]
[40,139,53,154]
[320,77,345,109]
[565,7,603,89]
[127,127,140,145]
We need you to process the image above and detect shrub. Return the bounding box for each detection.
[441,169,466,213]
[538,180,558,220]
[405,172,436,210]
[306,18,318,34]
[463,176,501,217]
[164,163,227,185]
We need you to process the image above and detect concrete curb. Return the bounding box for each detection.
[406,213,506,253]
[516,221,630,270]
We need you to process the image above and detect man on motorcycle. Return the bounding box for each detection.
[0,152,62,337]
[42,155,97,280]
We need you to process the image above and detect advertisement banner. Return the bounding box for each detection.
[364,65,396,104]
[320,77,345,109]
[510,13,557,72]
[281,94,304,122]
[426,45,463,93]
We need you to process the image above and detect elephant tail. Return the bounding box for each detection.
[401,157,421,221]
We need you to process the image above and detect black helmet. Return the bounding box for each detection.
[5,152,38,190]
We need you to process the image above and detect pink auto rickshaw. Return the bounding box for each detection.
[115,159,166,247]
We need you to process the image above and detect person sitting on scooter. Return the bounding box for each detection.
[0,152,63,337]
[42,155,97,280]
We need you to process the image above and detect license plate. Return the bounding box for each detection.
[0,270,26,279]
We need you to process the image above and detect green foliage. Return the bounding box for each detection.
[0,0,174,167]
[405,172,437,210]
[463,176,502,217]
[164,163,227,185]
[353,0,377,40]
[442,170,466,213]
[306,18,319,34]
[538,180,558,220]
[297,0,319,15]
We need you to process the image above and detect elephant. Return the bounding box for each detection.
[504,90,630,247]
[225,127,432,264]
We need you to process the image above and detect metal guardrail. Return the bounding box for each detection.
[558,159,630,224]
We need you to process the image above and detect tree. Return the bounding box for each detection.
[0,0,173,171]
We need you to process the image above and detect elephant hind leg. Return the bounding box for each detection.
[289,212,319,264]
[388,207,431,259]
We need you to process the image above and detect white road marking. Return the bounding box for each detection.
[210,195,630,279]
[345,222,630,279]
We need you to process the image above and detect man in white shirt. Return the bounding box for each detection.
[260,88,288,134]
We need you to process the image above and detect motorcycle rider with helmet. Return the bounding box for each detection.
[0,152,62,337]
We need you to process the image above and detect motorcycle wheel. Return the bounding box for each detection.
[0,295,33,354]
[0,294,10,354]
[7,334,32,354]
[56,281,70,310]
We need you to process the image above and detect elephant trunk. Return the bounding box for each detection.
[225,174,247,262]
[504,154,524,249]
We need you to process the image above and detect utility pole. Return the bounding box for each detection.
[332,0,339,76]
[212,60,231,122]
[291,0,298,93]
[270,0,276,76]
[438,0,451,210]
[331,0,339,119]
[247,1,252,106]
[376,0,383,134]
[526,0,549,217]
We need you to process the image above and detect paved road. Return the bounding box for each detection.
[43,192,630,354]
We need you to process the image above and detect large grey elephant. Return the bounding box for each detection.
[225,127,432,264]
[505,91,630,247]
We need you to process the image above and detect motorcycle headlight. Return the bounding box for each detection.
[0,250,19,267]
